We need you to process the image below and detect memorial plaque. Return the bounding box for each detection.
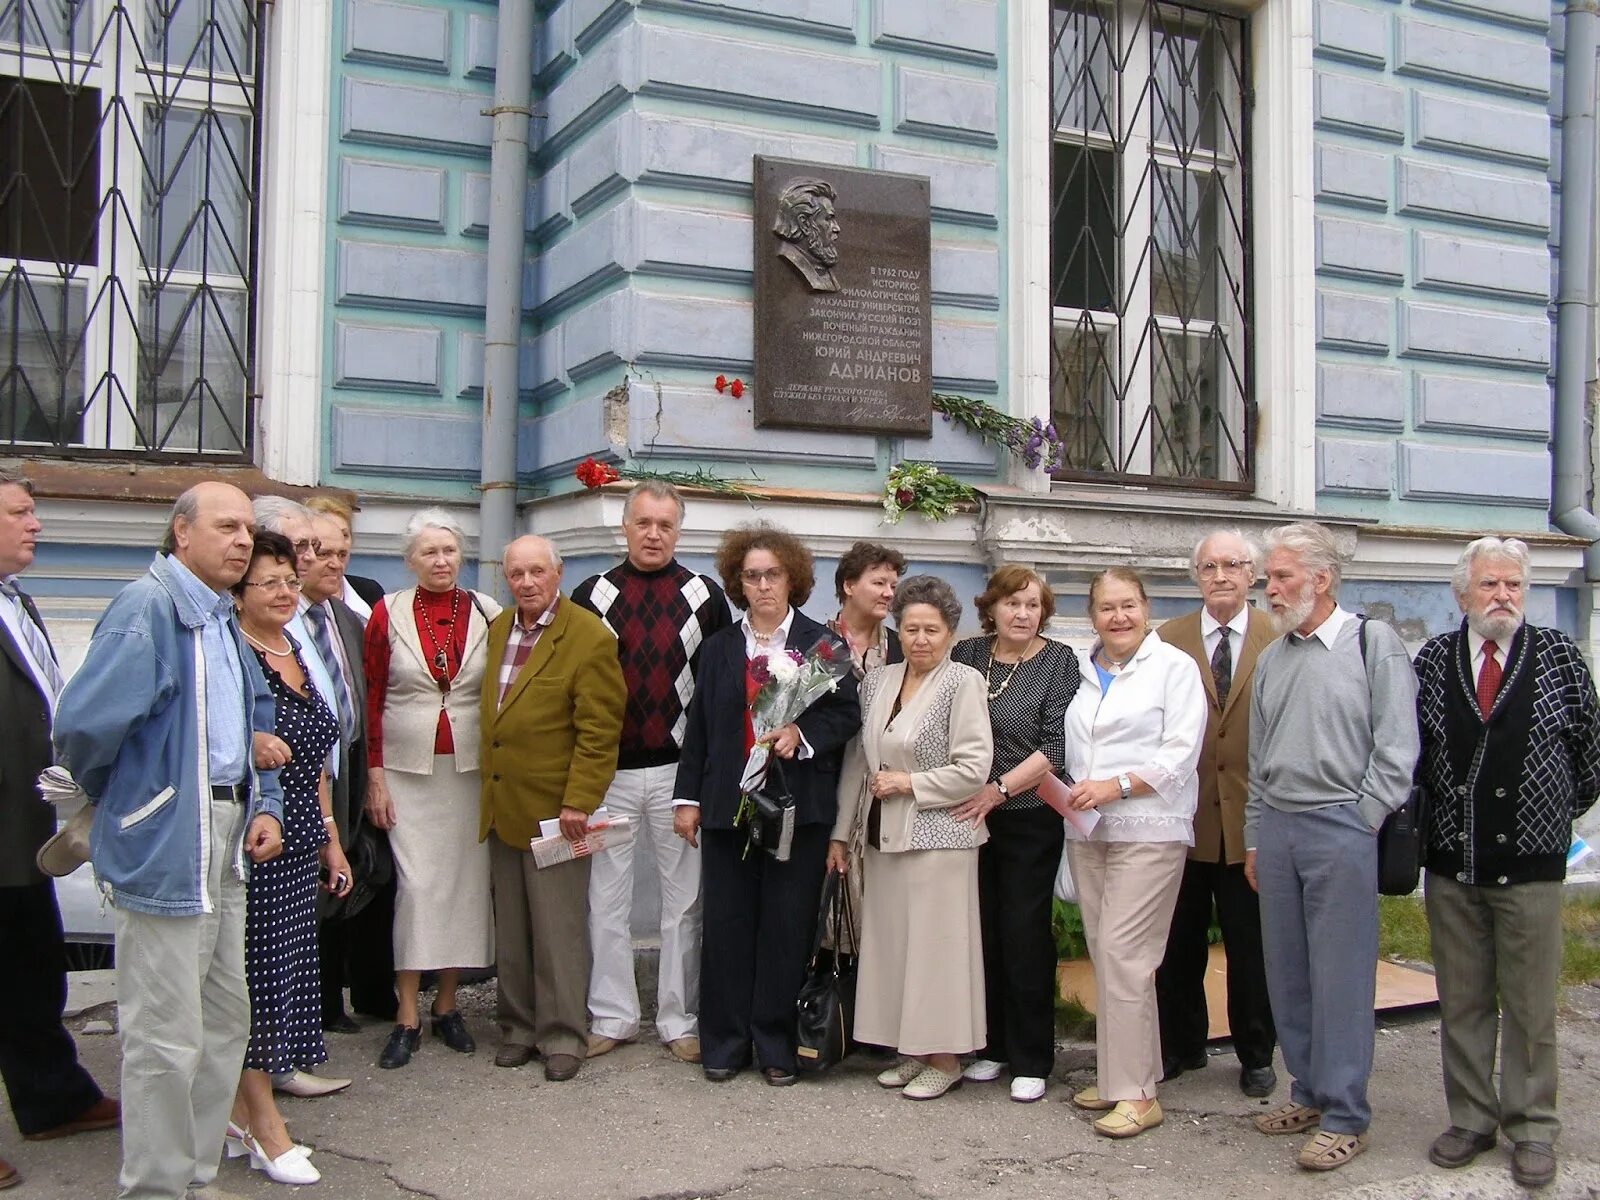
[753,155,932,436]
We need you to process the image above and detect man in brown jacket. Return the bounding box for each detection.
[480,535,626,1081]
[1155,530,1278,1097]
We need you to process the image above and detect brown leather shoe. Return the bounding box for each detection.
[1428,1126,1497,1169]
[494,1043,536,1068]
[544,1053,581,1082]
[0,1156,19,1190]
[23,1095,120,1140]
[1511,1142,1556,1189]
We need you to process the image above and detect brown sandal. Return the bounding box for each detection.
[1297,1129,1370,1170]
[1253,1102,1321,1135]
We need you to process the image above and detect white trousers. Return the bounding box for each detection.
[587,764,702,1042]
[113,795,250,1200]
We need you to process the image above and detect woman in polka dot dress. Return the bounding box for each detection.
[226,531,352,1186]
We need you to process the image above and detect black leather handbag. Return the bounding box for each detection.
[795,868,857,1073]
[1377,787,1425,897]
[743,758,797,863]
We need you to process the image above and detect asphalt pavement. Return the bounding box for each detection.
[6,976,1600,1200]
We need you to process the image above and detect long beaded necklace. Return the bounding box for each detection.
[985,634,1039,703]
[416,587,461,692]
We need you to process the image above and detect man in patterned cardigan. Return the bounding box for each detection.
[572,481,732,1064]
[1415,536,1600,1190]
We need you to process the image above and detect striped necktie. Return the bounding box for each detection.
[304,603,357,743]
[1,579,65,701]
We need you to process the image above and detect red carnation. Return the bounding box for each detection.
[895,487,916,507]
[575,457,621,489]
[715,374,728,393]
[730,379,745,399]
[813,639,836,662]
[747,655,771,686]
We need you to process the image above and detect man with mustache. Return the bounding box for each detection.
[1244,522,1418,1172]
[1413,537,1600,1190]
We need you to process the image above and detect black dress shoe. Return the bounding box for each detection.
[378,1024,420,1069]
[1160,1052,1207,1082]
[762,1066,798,1087]
[494,1043,536,1068]
[1428,1126,1497,1169]
[323,1013,360,1035]
[1239,1065,1277,1098]
[703,1066,741,1082]
[430,1008,476,1054]
[1511,1141,1556,1189]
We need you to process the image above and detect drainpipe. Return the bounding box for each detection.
[1552,0,1600,581]
[476,0,537,598]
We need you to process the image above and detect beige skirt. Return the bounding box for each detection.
[853,845,985,1056]
[387,754,493,971]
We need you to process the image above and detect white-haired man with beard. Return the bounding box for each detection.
[1244,522,1419,1172]
[1413,537,1600,1190]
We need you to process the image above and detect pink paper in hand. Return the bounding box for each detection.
[1037,774,1101,839]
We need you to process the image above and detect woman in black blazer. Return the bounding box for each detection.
[673,523,860,1085]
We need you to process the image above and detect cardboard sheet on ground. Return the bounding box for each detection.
[1057,945,1438,1039]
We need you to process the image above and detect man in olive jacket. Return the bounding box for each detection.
[480,535,625,1082]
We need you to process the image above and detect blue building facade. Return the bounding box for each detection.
[3,0,1598,661]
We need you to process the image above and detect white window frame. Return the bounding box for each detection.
[1008,0,1314,508]
[254,0,331,486]
[2,0,329,478]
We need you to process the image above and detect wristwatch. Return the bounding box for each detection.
[995,779,1011,800]
[1116,773,1132,800]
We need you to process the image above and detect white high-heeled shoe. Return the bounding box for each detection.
[243,1132,321,1185]
[224,1121,250,1160]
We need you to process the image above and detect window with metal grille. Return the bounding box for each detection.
[1050,0,1252,490]
[0,0,258,459]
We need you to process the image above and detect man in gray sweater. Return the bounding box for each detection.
[1244,522,1419,1172]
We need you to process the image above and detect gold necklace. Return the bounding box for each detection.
[243,628,293,657]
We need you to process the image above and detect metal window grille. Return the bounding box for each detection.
[0,0,259,459]
[1050,0,1252,490]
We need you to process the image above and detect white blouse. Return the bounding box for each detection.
[1062,630,1206,844]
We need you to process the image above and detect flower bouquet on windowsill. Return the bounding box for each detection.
[880,460,978,524]
[574,457,759,495]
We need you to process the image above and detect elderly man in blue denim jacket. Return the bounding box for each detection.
[54,480,285,1200]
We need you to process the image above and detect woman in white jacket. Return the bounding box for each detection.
[1063,567,1205,1139]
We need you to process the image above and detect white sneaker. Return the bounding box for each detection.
[963,1058,1005,1082]
[1010,1076,1047,1103]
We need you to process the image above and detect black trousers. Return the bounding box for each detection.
[320,873,399,1023]
[977,805,1065,1079]
[699,825,829,1074]
[1155,856,1276,1070]
[0,882,103,1134]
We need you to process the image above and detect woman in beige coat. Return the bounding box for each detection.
[829,576,994,1101]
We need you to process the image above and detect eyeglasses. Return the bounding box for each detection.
[290,538,322,556]
[1197,558,1250,578]
[243,577,303,593]
[740,568,787,586]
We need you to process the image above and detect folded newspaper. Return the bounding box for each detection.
[529,815,634,869]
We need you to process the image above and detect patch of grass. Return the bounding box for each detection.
[1561,892,1600,985]
[1379,891,1600,986]
[1054,989,1096,1039]
[1378,895,1432,964]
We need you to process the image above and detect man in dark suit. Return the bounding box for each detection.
[0,468,117,1191]
[303,510,397,1033]
[1155,529,1278,1097]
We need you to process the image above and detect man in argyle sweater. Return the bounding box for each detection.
[572,481,732,1063]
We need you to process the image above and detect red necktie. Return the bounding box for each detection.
[1476,643,1502,719]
